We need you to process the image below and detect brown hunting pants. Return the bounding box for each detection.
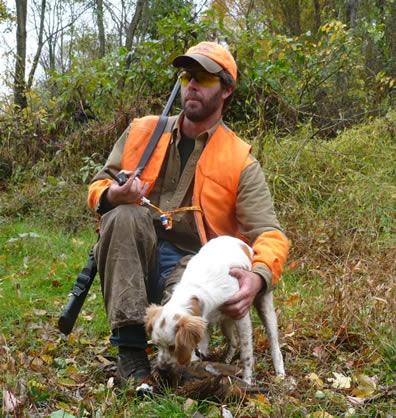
[94,204,192,348]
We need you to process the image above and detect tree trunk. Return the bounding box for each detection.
[125,0,146,51]
[279,0,302,36]
[345,0,360,29]
[96,0,105,58]
[27,0,46,91]
[14,0,27,110]
[313,0,321,33]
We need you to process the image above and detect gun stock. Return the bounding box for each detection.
[58,247,97,334]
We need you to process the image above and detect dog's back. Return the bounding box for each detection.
[172,236,253,309]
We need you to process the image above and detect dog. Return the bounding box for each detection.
[145,236,285,384]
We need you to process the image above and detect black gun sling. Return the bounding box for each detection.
[136,114,168,172]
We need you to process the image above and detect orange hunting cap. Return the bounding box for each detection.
[172,41,237,82]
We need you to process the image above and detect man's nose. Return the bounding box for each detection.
[186,76,200,89]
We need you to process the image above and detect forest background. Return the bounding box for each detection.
[0,0,395,416]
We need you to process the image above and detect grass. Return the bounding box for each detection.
[1,111,395,416]
[1,219,394,416]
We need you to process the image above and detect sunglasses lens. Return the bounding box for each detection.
[179,71,192,86]
[179,71,219,87]
[196,72,220,87]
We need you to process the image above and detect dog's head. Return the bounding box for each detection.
[144,297,207,367]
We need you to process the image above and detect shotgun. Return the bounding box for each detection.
[58,80,180,335]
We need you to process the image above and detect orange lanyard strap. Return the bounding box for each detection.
[141,197,202,230]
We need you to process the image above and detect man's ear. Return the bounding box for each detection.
[144,304,163,335]
[221,85,234,101]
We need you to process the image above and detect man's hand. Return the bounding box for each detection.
[107,170,150,207]
[221,269,263,320]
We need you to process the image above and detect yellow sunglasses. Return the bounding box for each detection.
[178,70,220,87]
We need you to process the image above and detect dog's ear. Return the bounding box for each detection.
[175,315,206,365]
[189,296,201,316]
[239,242,254,267]
[144,304,163,335]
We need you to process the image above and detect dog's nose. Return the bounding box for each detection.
[157,364,169,372]
[157,362,174,372]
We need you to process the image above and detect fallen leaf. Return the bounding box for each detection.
[315,390,326,399]
[41,355,53,365]
[308,412,334,418]
[328,372,351,389]
[285,293,300,305]
[67,334,76,345]
[30,357,46,373]
[254,394,270,403]
[3,389,18,413]
[79,338,94,346]
[372,296,387,304]
[184,398,197,412]
[222,406,233,418]
[56,401,72,410]
[247,394,271,415]
[306,373,324,389]
[97,355,113,366]
[107,377,115,389]
[57,377,82,387]
[347,395,366,405]
[50,410,76,418]
[345,408,356,417]
[65,365,78,375]
[351,374,376,397]
[7,232,42,243]
[88,293,97,302]
[43,343,56,353]
[312,346,328,361]
[70,373,85,383]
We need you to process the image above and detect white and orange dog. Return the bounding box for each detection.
[145,236,285,384]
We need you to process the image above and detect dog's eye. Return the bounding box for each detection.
[168,344,175,352]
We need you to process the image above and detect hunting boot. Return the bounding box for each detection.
[116,347,151,385]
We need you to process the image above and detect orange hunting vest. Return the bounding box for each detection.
[121,116,253,244]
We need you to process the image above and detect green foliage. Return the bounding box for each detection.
[0,4,394,188]
[49,48,134,126]
[0,180,96,231]
[258,110,396,259]
[0,0,12,22]
[80,153,104,183]
[143,0,196,39]
[229,19,372,136]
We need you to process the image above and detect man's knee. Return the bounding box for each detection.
[99,204,154,238]
[102,204,150,225]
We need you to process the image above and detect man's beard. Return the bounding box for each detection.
[182,87,223,122]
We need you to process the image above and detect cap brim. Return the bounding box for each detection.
[172,54,223,74]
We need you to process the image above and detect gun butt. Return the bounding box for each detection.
[58,292,88,335]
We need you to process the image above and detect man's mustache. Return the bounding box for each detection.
[185,94,201,101]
